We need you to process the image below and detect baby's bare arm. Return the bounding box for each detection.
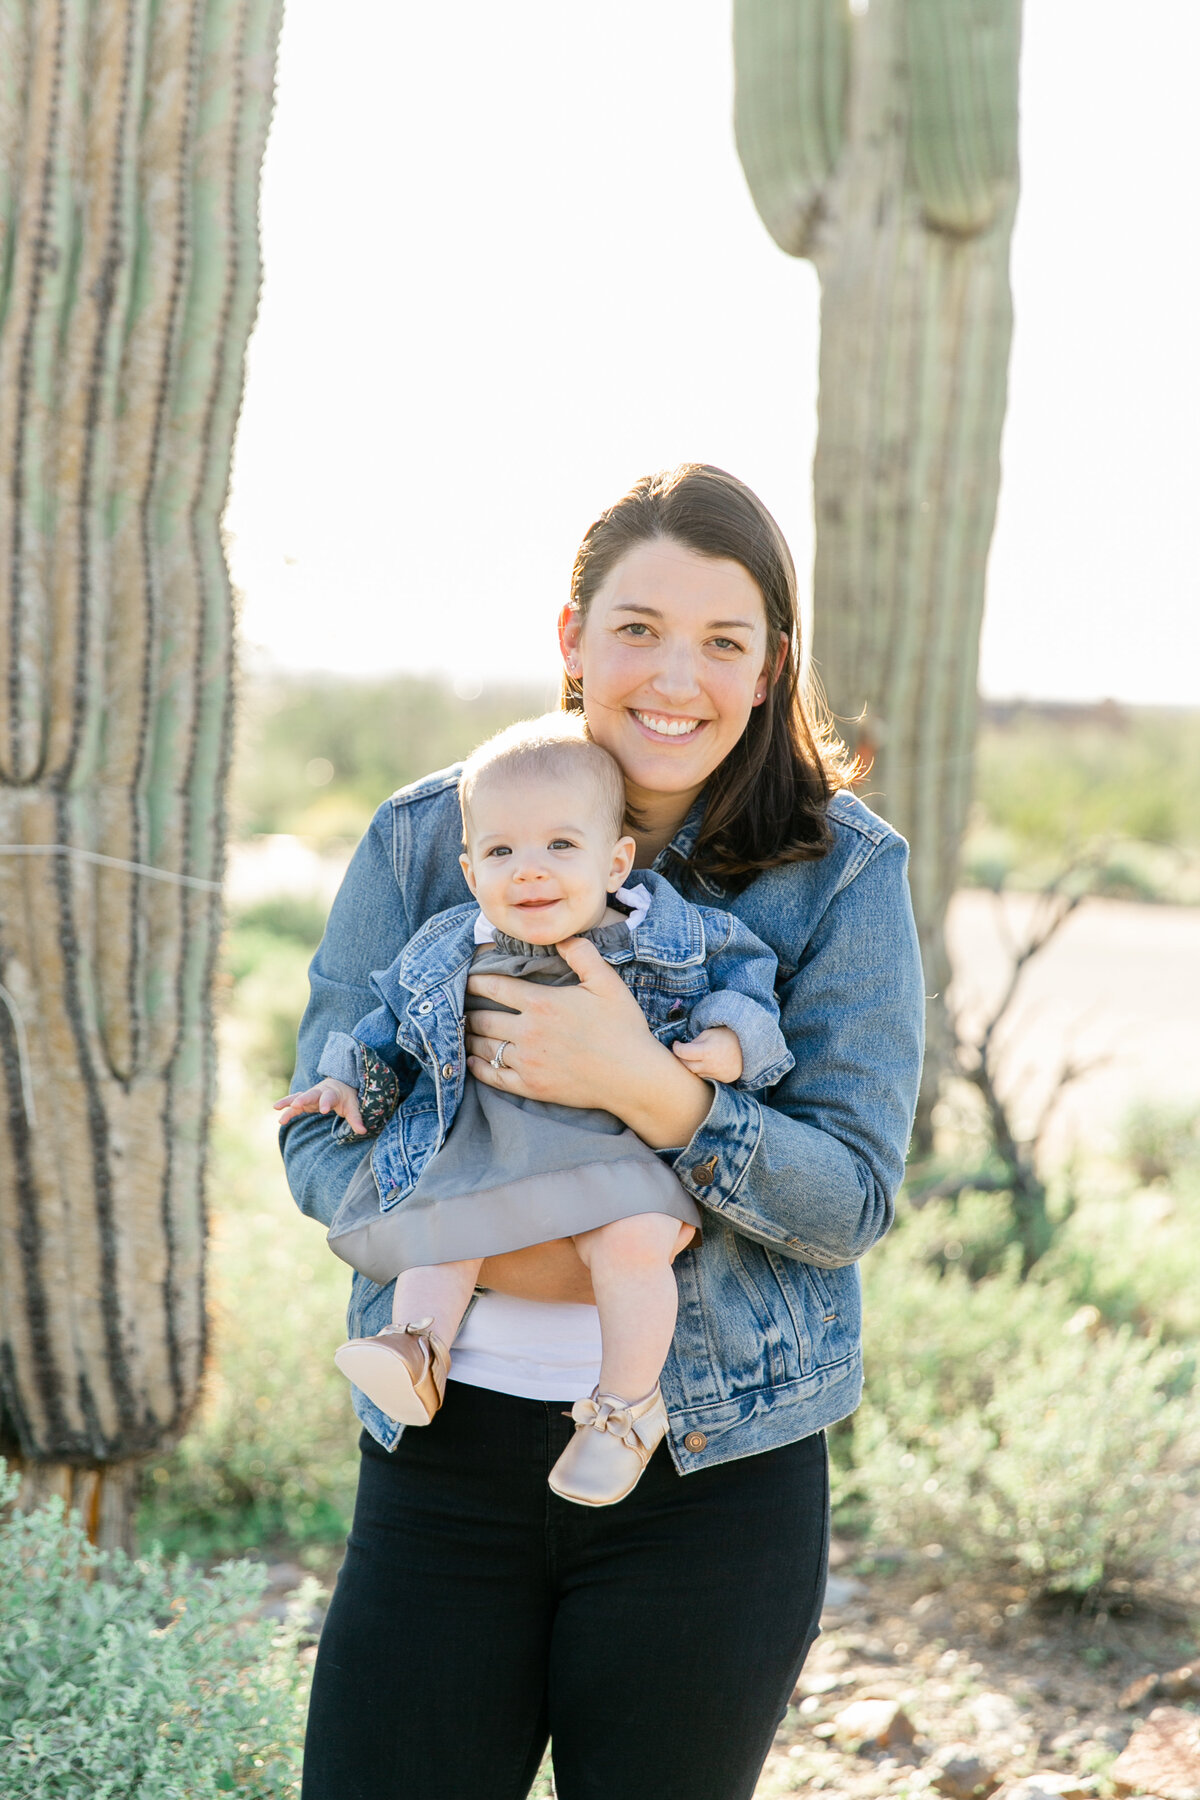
[273,1077,366,1136]
[670,1025,743,1084]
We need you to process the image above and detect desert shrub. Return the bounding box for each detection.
[1039,1179,1200,1344]
[843,1233,1200,1596]
[1119,1100,1200,1187]
[139,1107,360,1560]
[0,1463,309,1797]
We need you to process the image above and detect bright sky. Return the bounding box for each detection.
[225,1,1200,706]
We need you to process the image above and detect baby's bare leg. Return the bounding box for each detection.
[573,1215,695,1400]
[479,1239,595,1304]
[390,1258,482,1347]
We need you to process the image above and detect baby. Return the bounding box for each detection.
[277,717,792,1505]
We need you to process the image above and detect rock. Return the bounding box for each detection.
[1121,1666,1200,1710]
[971,1692,1022,1735]
[1111,1706,1200,1800]
[799,1671,846,1698]
[832,1698,917,1752]
[911,1591,957,1632]
[1002,1775,1094,1800]
[1122,1673,1166,1709]
[927,1746,1001,1799]
[823,1572,867,1610]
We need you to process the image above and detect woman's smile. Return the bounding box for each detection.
[629,710,708,740]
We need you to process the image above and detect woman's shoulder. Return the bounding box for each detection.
[824,786,904,851]
[367,763,472,925]
[726,791,911,976]
[383,763,464,815]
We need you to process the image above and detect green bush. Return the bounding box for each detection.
[139,1108,361,1560]
[841,1219,1200,1597]
[0,1464,309,1797]
[1119,1100,1200,1187]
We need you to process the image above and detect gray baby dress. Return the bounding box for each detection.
[327,919,700,1282]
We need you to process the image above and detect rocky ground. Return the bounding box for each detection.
[253,1535,1200,1799]
[755,1543,1200,1800]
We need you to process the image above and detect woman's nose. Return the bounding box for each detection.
[649,639,702,703]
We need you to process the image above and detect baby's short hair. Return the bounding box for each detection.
[459,713,627,843]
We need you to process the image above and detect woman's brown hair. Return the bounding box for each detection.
[561,464,856,887]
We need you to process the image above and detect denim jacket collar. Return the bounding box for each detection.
[390,865,709,1000]
[655,792,731,902]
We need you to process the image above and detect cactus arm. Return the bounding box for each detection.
[906,0,1020,234]
[733,0,848,257]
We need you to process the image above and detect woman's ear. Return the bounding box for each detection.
[609,835,638,890]
[459,852,478,897]
[558,602,583,680]
[754,631,790,704]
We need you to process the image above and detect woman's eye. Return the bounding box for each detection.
[709,637,744,653]
[619,622,652,639]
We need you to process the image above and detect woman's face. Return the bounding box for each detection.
[559,538,779,810]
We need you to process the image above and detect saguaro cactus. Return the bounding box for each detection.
[735,0,1022,1136]
[0,0,281,1547]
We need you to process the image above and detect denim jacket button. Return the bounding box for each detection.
[684,1431,707,1453]
[441,1063,455,1079]
[417,1000,434,1014]
[690,1157,717,1186]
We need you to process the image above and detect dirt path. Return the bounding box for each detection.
[755,1542,1198,1799]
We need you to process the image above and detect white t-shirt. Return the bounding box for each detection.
[449,1290,602,1401]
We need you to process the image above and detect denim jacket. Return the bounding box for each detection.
[315,870,795,1174]
[282,768,925,1472]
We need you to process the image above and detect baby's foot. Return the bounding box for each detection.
[333,1318,451,1425]
[547,1384,668,1506]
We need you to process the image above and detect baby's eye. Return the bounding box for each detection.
[549,838,577,851]
[485,845,512,858]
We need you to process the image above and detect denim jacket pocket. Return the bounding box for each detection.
[392,1099,441,1204]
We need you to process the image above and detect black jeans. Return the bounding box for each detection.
[302,1381,829,1800]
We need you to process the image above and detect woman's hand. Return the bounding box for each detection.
[466,936,715,1149]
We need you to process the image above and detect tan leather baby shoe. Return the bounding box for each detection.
[333,1317,451,1425]
[547,1384,669,1506]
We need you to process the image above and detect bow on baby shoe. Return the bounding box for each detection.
[570,1392,659,1453]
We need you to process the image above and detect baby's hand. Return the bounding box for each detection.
[273,1078,366,1136]
[671,1026,743,1084]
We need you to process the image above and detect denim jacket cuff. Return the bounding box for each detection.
[685,991,794,1091]
[670,1080,763,1212]
[317,1030,363,1087]
[317,1034,400,1142]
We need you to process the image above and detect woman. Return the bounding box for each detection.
[283,464,925,1800]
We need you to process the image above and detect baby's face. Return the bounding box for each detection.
[460,774,634,943]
